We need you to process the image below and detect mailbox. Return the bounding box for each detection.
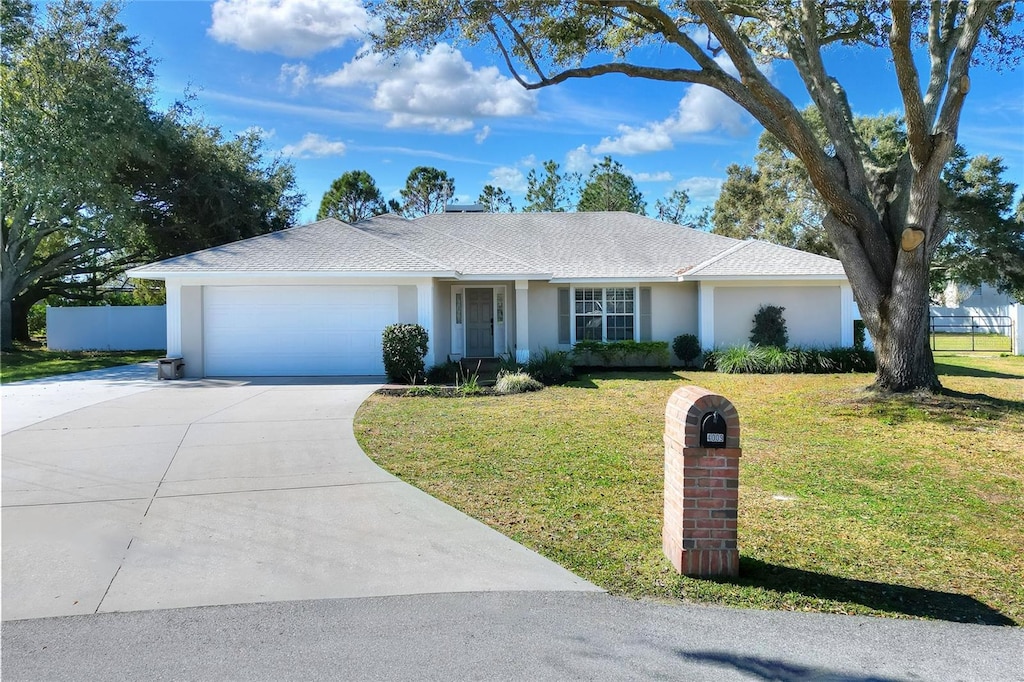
[699,410,727,448]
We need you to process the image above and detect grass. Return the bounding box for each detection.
[0,344,162,383]
[355,354,1024,624]
[930,332,1013,353]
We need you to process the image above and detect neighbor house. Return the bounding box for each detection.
[128,211,855,377]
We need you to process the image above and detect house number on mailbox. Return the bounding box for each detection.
[699,411,728,448]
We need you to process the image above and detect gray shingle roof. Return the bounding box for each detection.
[130,219,451,274]
[131,212,847,281]
[682,240,846,278]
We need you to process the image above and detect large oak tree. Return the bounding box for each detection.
[368,0,1022,392]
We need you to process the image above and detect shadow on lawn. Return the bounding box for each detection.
[935,361,1023,380]
[722,558,1015,626]
[938,387,1024,415]
[568,370,694,388]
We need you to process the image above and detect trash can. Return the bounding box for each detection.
[157,357,185,380]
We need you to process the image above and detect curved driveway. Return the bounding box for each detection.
[1,366,596,621]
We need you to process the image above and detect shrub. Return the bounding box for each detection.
[672,334,701,367]
[455,359,484,396]
[571,340,670,368]
[715,345,767,374]
[571,339,603,366]
[426,360,459,385]
[750,305,788,348]
[525,348,574,385]
[495,371,543,394]
[853,320,867,349]
[497,351,523,375]
[709,344,876,374]
[381,323,429,384]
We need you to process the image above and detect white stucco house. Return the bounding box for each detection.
[128,211,856,377]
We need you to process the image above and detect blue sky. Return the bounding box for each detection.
[120,0,1024,223]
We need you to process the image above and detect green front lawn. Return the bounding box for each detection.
[355,355,1024,624]
[0,346,162,383]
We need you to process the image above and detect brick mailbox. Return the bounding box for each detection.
[663,386,741,577]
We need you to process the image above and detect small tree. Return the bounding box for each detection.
[750,305,788,348]
[381,323,429,384]
[672,334,701,368]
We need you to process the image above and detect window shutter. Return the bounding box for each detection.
[558,287,570,344]
[639,287,652,341]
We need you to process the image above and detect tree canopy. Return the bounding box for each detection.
[523,160,579,212]
[577,156,646,214]
[317,170,387,223]
[1,0,302,348]
[368,0,1024,392]
[477,184,516,212]
[934,152,1024,302]
[399,166,454,217]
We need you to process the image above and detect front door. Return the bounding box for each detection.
[466,288,494,357]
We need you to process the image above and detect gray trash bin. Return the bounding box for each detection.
[157,357,185,380]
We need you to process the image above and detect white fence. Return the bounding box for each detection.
[47,306,166,351]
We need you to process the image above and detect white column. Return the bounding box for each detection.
[416,280,435,366]
[165,279,182,357]
[1014,303,1023,355]
[698,282,715,349]
[515,279,530,363]
[840,284,855,347]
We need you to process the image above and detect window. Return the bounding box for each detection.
[573,287,635,342]
[496,291,504,323]
[455,292,463,324]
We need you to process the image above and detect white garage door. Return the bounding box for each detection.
[203,285,399,376]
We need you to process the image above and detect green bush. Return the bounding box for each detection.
[571,340,670,368]
[707,344,876,374]
[853,320,867,349]
[525,348,575,385]
[381,323,429,384]
[497,351,523,375]
[495,370,544,394]
[715,345,767,374]
[750,305,788,348]
[426,360,459,384]
[672,334,701,367]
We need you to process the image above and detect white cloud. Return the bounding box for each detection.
[594,54,756,155]
[209,0,371,57]
[317,43,536,133]
[281,133,347,158]
[242,125,276,140]
[489,166,527,193]
[279,62,311,92]
[675,176,724,202]
[632,171,673,182]
[475,125,491,144]
[564,145,598,173]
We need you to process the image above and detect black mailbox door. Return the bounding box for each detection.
[699,411,728,448]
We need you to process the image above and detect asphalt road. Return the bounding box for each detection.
[4,591,1022,681]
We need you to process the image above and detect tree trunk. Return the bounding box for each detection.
[10,300,31,344]
[865,255,942,393]
[1,298,12,351]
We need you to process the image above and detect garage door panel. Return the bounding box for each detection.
[203,286,399,376]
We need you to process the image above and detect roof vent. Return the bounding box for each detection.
[443,203,486,213]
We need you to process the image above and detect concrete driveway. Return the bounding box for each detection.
[1,367,597,621]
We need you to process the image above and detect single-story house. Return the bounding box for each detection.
[129,211,855,377]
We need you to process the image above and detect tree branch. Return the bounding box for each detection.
[936,0,997,137]
[890,2,931,168]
